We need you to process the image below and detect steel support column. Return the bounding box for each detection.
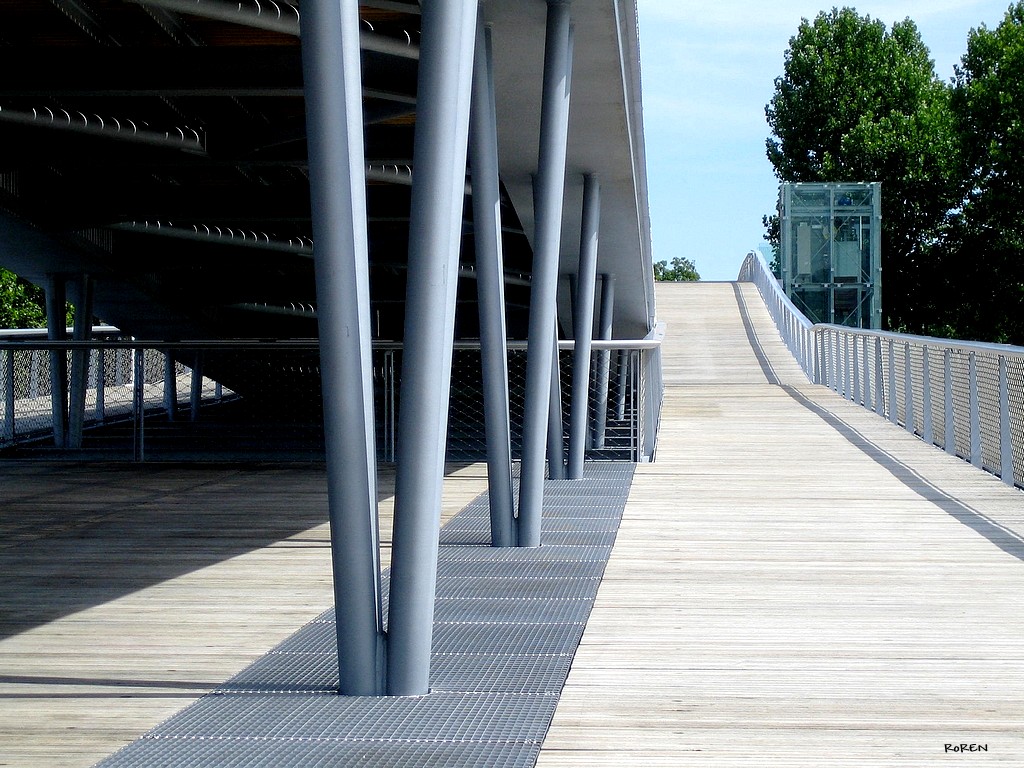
[300,0,384,696]
[45,276,68,449]
[469,18,515,547]
[518,0,573,546]
[592,273,615,448]
[567,174,599,479]
[68,275,93,450]
[387,0,477,695]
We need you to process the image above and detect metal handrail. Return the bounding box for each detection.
[739,251,1024,489]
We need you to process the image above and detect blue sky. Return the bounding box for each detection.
[636,1,1013,281]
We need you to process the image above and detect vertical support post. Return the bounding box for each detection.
[567,174,599,479]
[190,351,203,422]
[163,351,177,421]
[592,273,615,448]
[133,348,145,462]
[860,335,870,409]
[999,356,1014,485]
[387,0,478,696]
[944,349,955,454]
[45,275,68,449]
[874,336,884,415]
[968,351,981,467]
[921,347,933,446]
[68,275,93,449]
[30,350,41,399]
[469,17,515,546]
[3,349,13,442]
[300,0,384,696]
[547,334,567,478]
[887,339,898,425]
[903,342,915,435]
[813,330,822,385]
[94,348,106,423]
[851,333,860,404]
[517,0,573,548]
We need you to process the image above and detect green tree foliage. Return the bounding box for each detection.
[0,268,46,329]
[947,3,1024,343]
[653,256,700,282]
[765,8,963,333]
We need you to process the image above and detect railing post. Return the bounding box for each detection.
[547,334,566,478]
[3,349,14,442]
[133,348,145,462]
[860,335,870,409]
[615,349,628,422]
[921,347,933,446]
[944,349,955,454]
[874,336,884,415]
[851,333,860,404]
[93,348,106,423]
[844,334,853,401]
[968,351,981,467]
[999,356,1014,485]
[163,351,177,421]
[45,275,68,449]
[190,351,203,422]
[68,274,93,450]
[887,339,898,425]
[904,342,915,435]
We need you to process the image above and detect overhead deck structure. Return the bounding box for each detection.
[0,0,655,696]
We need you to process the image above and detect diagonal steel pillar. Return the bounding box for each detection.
[517,0,573,547]
[567,175,599,479]
[300,0,384,696]
[469,17,516,548]
[387,0,478,696]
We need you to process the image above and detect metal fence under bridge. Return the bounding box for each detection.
[0,334,663,465]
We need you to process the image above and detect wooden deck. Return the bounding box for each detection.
[538,282,1024,766]
[0,461,488,768]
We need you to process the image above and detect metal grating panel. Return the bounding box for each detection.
[95,466,635,767]
[98,740,540,768]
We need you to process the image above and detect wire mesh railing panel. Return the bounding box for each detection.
[949,350,971,460]
[1010,358,1024,486]
[926,346,946,447]
[976,353,1002,474]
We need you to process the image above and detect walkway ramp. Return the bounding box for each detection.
[539,281,1024,766]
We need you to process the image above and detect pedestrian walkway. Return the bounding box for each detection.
[537,282,1024,766]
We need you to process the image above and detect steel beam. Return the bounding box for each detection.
[300,0,384,696]
[567,175,599,479]
[517,0,573,547]
[387,0,478,696]
[469,18,516,547]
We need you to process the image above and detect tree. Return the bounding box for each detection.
[947,2,1024,343]
[0,268,46,329]
[765,8,963,333]
[653,256,700,282]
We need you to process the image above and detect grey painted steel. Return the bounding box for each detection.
[921,348,934,445]
[944,350,955,454]
[190,352,203,422]
[132,348,145,462]
[568,174,600,479]
[517,0,574,548]
[615,350,628,422]
[547,334,567,480]
[888,340,898,425]
[874,336,884,414]
[592,273,615,448]
[300,0,384,696]
[469,18,516,548]
[68,275,93,449]
[969,351,981,467]
[44,276,68,449]
[387,0,478,696]
[1000,356,1013,485]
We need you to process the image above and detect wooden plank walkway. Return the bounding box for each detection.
[0,461,488,768]
[538,282,1024,766]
